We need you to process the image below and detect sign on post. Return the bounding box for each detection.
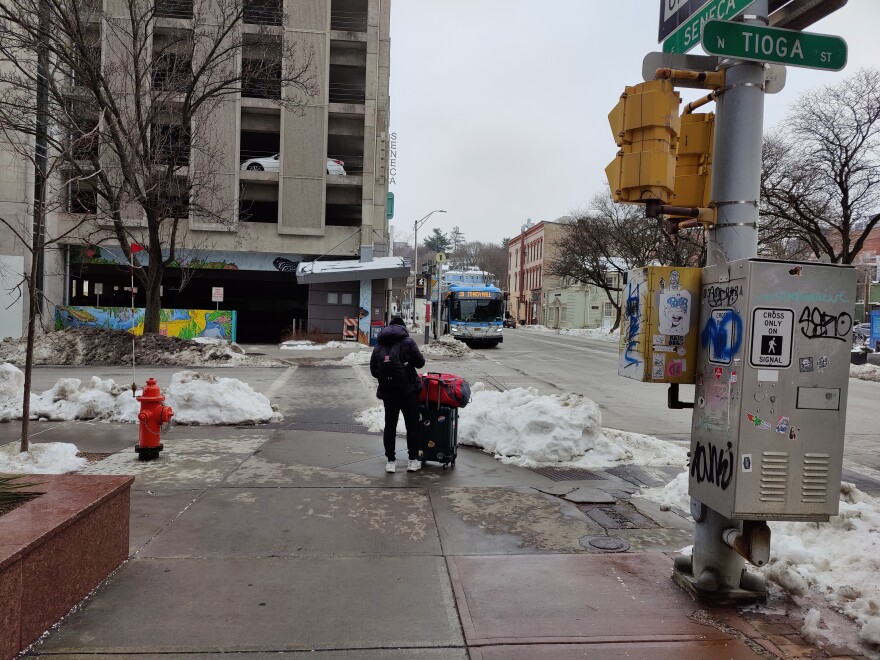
[661,0,753,53]
[701,20,848,71]
[749,308,794,368]
[211,287,224,310]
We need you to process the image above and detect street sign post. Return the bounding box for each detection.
[661,0,752,53]
[702,20,847,71]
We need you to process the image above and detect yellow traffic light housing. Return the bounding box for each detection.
[671,112,714,212]
[605,79,681,204]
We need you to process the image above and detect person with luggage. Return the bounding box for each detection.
[370,317,426,473]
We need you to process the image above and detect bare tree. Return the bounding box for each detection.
[0,120,97,452]
[548,190,705,330]
[0,0,318,333]
[760,68,880,264]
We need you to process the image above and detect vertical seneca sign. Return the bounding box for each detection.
[661,0,753,54]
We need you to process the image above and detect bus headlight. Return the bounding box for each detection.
[451,326,460,333]
[495,327,503,332]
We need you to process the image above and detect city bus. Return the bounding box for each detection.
[442,284,504,348]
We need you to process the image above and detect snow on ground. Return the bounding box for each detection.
[280,340,364,351]
[518,324,619,342]
[358,382,687,469]
[0,363,277,425]
[0,328,283,367]
[0,441,86,474]
[851,363,880,382]
[340,351,372,365]
[642,474,880,646]
[422,335,476,359]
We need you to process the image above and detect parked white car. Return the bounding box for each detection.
[240,154,347,175]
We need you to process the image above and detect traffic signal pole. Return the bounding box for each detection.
[685,0,768,597]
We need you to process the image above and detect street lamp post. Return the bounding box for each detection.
[411,209,446,326]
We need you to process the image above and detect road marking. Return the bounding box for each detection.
[843,460,880,483]
[265,366,297,399]
[352,364,376,393]
[512,333,618,360]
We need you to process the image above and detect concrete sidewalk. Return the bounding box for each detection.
[21,422,871,659]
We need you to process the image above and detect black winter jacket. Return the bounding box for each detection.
[369,324,425,399]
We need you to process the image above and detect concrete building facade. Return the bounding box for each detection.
[543,275,623,331]
[0,0,394,343]
[506,220,562,326]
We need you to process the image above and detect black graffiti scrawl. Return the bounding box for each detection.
[691,440,734,490]
[798,306,852,342]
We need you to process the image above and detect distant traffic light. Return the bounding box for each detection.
[605,79,681,204]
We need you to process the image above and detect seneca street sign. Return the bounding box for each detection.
[702,20,848,71]
[661,0,752,53]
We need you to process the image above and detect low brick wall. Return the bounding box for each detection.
[0,474,134,659]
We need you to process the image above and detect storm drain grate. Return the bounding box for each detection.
[581,502,658,530]
[236,421,379,434]
[527,466,604,481]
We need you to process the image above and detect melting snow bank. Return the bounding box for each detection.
[519,324,619,343]
[642,474,880,646]
[0,363,279,425]
[280,340,365,351]
[0,441,86,474]
[850,363,880,382]
[422,335,476,359]
[357,383,687,469]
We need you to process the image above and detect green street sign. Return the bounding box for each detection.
[662,0,753,54]
[702,20,847,71]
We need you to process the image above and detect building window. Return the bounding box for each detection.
[603,302,614,317]
[561,306,567,322]
[341,293,353,305]
[328,292,338,304]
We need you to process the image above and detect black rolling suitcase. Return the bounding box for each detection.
[417,404,458,468]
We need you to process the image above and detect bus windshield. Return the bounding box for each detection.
[451,297,504,323]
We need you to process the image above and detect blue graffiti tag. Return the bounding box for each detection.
[623,281,641,367]
[700,309,743,363]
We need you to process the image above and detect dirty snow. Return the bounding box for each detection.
[519,324,619,342]
[358,382,687,469]
[340,351,372,365]
[850,363,880,382]
[422,335,476,359]
[642,474,880,646]
[0,363,277,425]
[0,328,283,367]
[0,441,86,474]
[280,340,363,351]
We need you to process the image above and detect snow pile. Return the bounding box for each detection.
[0,363,278,426]
[519,324,618,342]
[422,335,475,359]
[160,371,279,425]
[0,441,86,474]
[642,475,880,645]
[850,363,880,382]
[0,328,281,367]
[280,340,361,351]
[341,350,372,365]
[358,383,687,469]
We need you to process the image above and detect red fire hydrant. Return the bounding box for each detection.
[135,378,173,461]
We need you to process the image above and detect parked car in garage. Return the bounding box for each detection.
[240,154,347,175]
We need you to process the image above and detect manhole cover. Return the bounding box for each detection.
[583,536,630,552]
[581,502,658,530]
[527,466,604,482]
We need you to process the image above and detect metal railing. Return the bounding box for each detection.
[330,10,367,32]
[244,0,281,26]
[155,0,193,19]
[327,153,363,174]
[328,82,365,104]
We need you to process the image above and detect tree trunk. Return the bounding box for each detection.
[20,254,40,453]
[142,264,163,334]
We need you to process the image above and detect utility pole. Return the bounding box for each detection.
[688,0,767,595]
[411,209,446,326]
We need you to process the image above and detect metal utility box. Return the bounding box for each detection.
[690,259,857,521]
[618,266,701,383]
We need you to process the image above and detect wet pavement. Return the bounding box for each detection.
[11,420,869,659]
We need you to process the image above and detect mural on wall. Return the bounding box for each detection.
[358,280,371,344]
[72,245,303,274]
[55,306,237,341]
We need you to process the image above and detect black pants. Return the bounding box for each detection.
[383,393,420,461]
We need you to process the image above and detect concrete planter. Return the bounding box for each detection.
[0,474,133,660]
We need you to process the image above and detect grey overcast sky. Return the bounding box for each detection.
[388,0,880,245]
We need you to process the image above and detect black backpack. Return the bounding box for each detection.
[378,342,409,394]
